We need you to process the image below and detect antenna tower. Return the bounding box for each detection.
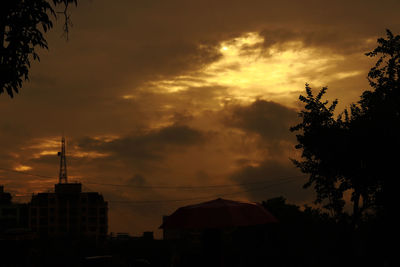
[58,136,68,183]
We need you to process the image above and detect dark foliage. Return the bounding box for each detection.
[291,30,398,266]
[289,85,346,217]
[291,30,400,227]
[0,0,77,97]
[262,197,383,267]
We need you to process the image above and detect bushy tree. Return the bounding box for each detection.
[290,85,346,218]
[291,30,400,226]
[0,0,77,97]
[262,197,352,267]
[351,29,400,221]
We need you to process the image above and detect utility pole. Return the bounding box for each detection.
[58,136,68,184]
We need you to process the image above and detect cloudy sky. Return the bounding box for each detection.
[1,0,399,237]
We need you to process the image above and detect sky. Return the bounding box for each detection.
[1,0,399,237]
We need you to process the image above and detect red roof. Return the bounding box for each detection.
[160,198,278,229]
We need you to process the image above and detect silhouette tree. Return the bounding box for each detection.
[262,197,352,267]
[350,29,400,223]
[290,85,346,218]
[0,0,77,97]
[291,30,400,227]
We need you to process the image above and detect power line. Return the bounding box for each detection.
[0,167,54,180]
[0,166,305,190]
[1,166,301,205]
[7,177,298,201]
[85,176,303,189]
[107,178,298,205]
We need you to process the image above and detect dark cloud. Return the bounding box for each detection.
[30,0,399,106]
[77,124,205,167]
[230,159,310,204]
[250,28,379,56]
[223,100,298,143]
[128,174,146,186]
[195,170,209,181]
[1,0,398,141]
[29,154,59,166]
[223,100,310,204]
[170,111,194,125]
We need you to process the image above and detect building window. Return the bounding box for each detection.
[99,208,106,215]
[88,208,97,216]
[39,208,48,216]
[2,208,17,216]
[88,217,97,224]
[39,218,48,225]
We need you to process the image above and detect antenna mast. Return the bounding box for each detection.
[58,136,68,183]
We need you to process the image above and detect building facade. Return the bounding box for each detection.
[0,186,29,239]
[29,183,108,239]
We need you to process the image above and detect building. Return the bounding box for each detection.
[0,185,29,238]
[29,182,108,239]
[29,137,108,239]
[160,198,278,267]
[0,185,12,204]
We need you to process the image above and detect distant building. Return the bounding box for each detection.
[0,185,12,204]
[28,137,108,239]
[0,186,29,238]
[29,182,108,239]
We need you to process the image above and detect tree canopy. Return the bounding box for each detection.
[291,30,400,225]
[0,0,77,97]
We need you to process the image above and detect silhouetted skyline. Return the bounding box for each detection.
[0,0,399,238]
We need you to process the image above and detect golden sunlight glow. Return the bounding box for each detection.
[141,32,364,108]
[27,138,60,149]
[334,71,362,80]
[92,134,120,142]
[72,151,110,158]
[26,136,115,160]
[207,34,343,102]
[33,150,59,158]
[14,165,32,171]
